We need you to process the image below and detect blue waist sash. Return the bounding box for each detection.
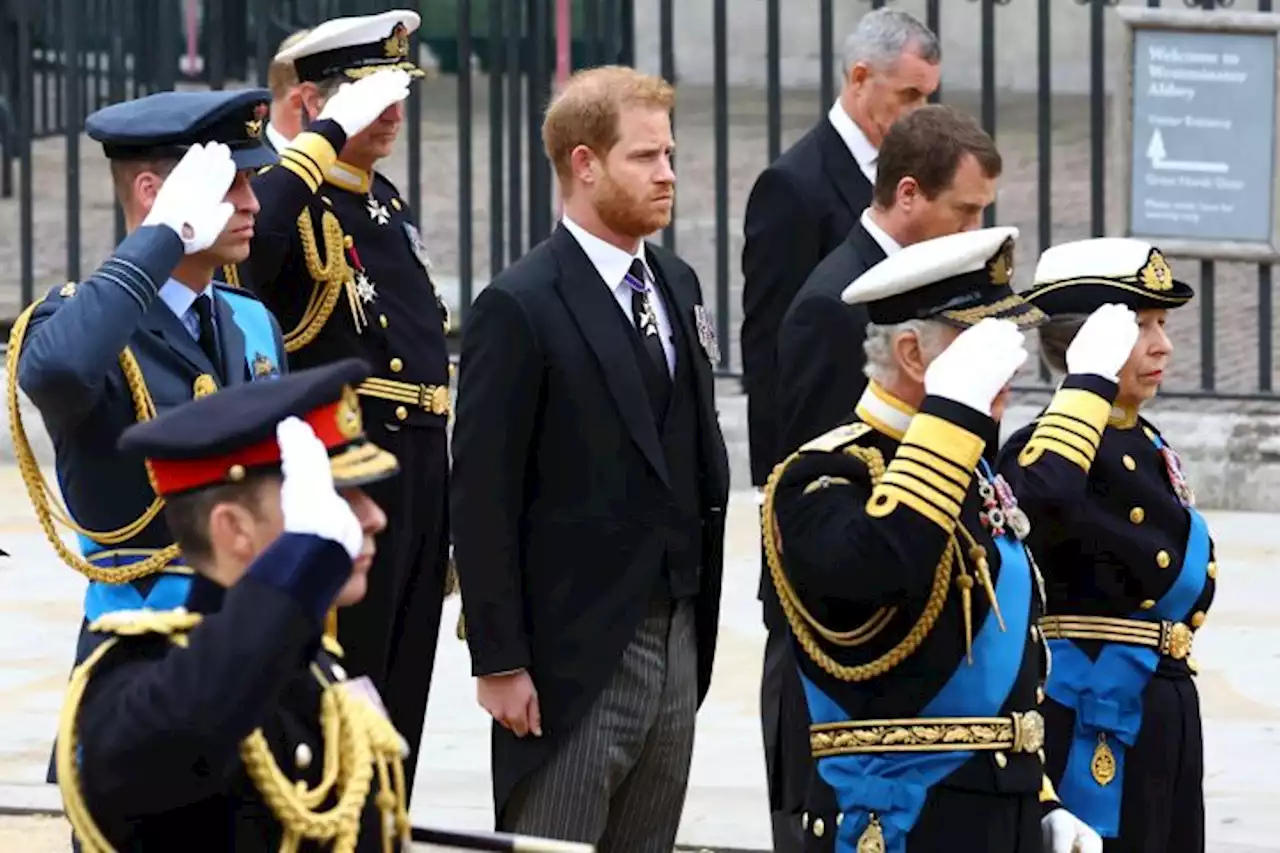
[1045,499,1209,837]
[81,550,192,622]
[800,466,1035,853]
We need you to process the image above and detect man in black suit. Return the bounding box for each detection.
[263,28,311,153]
[738,9,940,852]
[451,66,731,849]
[777,104,1003,457]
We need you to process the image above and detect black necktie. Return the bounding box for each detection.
[627,259,669,383]
[193,294,221,377]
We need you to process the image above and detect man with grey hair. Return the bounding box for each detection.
[739,9,940,851]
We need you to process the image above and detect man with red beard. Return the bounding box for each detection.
[451,65,731,848]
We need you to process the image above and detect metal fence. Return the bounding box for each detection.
[0,0,1275,399]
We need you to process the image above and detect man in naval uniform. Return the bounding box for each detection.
[762,226,1102,852]
[12,90,287,675]
[240,9,452,797]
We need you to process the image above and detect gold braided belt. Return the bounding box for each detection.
[1038,615,1195,661]
[810,710,1045,758]
[356,378,451,418]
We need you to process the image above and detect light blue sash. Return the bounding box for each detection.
[81,550,191,622]
[219,288,283,380]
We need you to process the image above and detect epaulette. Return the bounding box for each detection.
[87,607,203,638]
[799,421,873,454]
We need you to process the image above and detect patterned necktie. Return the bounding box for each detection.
[192,294,221,377]
[626,259,669,381]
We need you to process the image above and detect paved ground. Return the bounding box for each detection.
[1,78,1277,399]
[1,462,1280,851]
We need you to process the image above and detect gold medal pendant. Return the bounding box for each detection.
[192,373,218,398]
[1091,733,1117,786]
[857,813,886,853]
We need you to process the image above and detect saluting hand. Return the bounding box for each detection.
[924,317,1028,417]
[1066,303,1139,383]
[142,141,237,255]
[277,416,363,561]
[317,68,411,139]
[477,670,542,738]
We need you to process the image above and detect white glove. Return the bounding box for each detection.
[1041,808,1102,853]
[276,416,363,560]
[1065,303,1139,383]
[317,68,411,138]
[142,142,236,255]
[923,318,1028,416]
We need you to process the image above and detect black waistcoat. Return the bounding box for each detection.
[611,264,703,599]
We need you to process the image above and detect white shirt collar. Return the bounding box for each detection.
[561,215,649,288]
[860,208,902,256]
[854,381,915,440]
[158,279,215,323]
[827,101,878,183]
[265,122,292,154]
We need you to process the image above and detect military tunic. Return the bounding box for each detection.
[766,383,1059,853]
[997,374,1215,853]
[60,538,410,852]
[238,119,451,790]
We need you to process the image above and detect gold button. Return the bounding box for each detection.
[1037,686,1046,704]
[801,813,809,831]
[994,751,1008,768]
[342,234,352,247]
[836,813,844,827]
[379,314,388,328]
[294,742,313,770]
[1156,550,1171,569]
[1207,561,1218,579]
[390,357,403,373]
[391,198,402,210]
[1140,599,1156,610]
[228,464,245,482]
[1130,507,1145,524]
[1191,611,1206,628]
[812,817,825,838]
[1123,454,1136,471]
[395,405,408,421]
[330,663,347,681]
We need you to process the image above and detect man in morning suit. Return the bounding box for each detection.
[450,65,731,849]
[739,9,940,850]
[242,10,452,798]
[263,27,313,153]
[764,226,1101,852]
[12,91,287,672]
[777,103,1002,456]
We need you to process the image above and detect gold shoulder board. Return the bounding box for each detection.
[88,608,203,637]
[799,422,872,454]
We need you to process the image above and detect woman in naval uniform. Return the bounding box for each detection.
[996,237,1214,853]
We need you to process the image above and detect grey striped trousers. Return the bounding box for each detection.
[504,595,698,852]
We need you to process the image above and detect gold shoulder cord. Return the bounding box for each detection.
[762,443,956,681]
[5,301,181,583]
[284,209,351,354]
[58,627,411,853]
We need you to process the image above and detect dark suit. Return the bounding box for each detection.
[776,221,886,456]
[740,115,873,852]
[450,224,730,844]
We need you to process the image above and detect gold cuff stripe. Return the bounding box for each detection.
[286,131,339,178]
[866,483,955,530]
[1035,412,1103,446]
[880,469,964,519]
[1021,436,1093,472]
[894,444,970,490]
[901,413,985,474]
[356,378,452,416]
[884,457,968,507]
[277,155,320,193]
[1030,424,1097,459]
[1044,388,1112,437]
[279,147,324,189]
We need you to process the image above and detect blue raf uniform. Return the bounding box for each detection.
[55,357,414,852]
[764,227,1093,853]
[229,10,452,797]
[997,239,1212,852]
[10,89,287,658]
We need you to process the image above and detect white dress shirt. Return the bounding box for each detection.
[827,101,879,184]
[265,122,292,154]
[860,208,902,257]
[561,215,676,375]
